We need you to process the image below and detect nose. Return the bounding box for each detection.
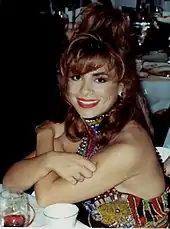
[80,78,93,96]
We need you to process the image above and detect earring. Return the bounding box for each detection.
[118,91,123,97]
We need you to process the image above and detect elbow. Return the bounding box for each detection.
[3,175,14,190]
[35,187,62,208]
[3,173,27,192]
[35,190,50,208]
[36,196,48,208]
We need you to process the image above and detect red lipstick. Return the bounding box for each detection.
[77,98,99,108]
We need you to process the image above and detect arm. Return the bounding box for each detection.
[3,123,96,191]
[3,123,57,191]
[34,126,98,195]
[35,143,142,207]
[33,126,65,189]
[3,152,51,191]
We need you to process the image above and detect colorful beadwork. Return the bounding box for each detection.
[77,113,169,228]
[81,188,169,228]
[77,113,105,159]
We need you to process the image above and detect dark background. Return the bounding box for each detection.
[0,0,69,181]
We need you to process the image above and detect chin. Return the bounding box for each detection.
[75,105,107,119]
[82,115,96,119]
[80,112,102,119]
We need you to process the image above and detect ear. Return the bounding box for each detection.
[118,83,124,96]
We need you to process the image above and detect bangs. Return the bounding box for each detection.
[60,34,125,89]
[68,52,115,76]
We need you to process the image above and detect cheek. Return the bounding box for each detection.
[97,85,119,98]
[68,82,81,95]
[67,86,78,103]
[68,91,78,103]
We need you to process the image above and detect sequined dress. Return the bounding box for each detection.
[76,119,169,228]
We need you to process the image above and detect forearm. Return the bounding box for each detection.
[34,171,59,203]
[34,151,62,202]
[3,153,51,191]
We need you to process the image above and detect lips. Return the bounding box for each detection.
[77,98,99,108]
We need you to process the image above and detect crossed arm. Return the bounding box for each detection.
[3,123,96,191]
[3,122,143,208]
[3,126,56,191]
[34,125,141,207]
[35,142,141,207]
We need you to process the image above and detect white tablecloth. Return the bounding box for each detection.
[0,184,89,228]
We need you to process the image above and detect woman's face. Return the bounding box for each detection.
[67,66,121,118]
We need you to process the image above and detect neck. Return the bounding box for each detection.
[83,108,114,132]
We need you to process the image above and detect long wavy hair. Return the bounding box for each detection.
[59,33,153,147]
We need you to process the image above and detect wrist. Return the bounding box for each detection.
[43,151,59,172]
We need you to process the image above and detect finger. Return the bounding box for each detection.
[79,159,97,172]
[79,166,93,178]
[73,173,85,182]
[66,176,77,185]
[79,175,85,182]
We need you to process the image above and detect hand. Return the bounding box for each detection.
[46,152,96,184]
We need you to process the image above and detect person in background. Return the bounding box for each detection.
[3,33,169,228]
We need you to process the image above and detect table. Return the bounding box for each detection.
[139,61,170,113]
[0,184,89,228]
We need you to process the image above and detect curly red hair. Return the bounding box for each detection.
[59,33,153,146]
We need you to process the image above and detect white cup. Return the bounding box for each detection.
[43,203,79,228]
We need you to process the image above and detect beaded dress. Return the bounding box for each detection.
[76,114,169,228]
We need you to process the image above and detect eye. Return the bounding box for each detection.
[95,77,107,83]
[70,75,81,81]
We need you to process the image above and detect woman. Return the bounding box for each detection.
[3,34,169,228]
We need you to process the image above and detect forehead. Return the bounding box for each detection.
[84,66,110,75]
[67,47,116,77]
[69,65,115,76]
[84,66,117,80]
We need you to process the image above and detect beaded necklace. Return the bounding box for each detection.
[77,111,111,159]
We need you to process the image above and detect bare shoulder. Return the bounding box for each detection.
[53,122,65,138]
[53,123,80,153]
[93,143,143,177]
[36,121,65,138]
[115,120,155,155]
[93,121,155,172]
[24,151,36,159]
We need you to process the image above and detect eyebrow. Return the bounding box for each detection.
[92,71,108,76]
